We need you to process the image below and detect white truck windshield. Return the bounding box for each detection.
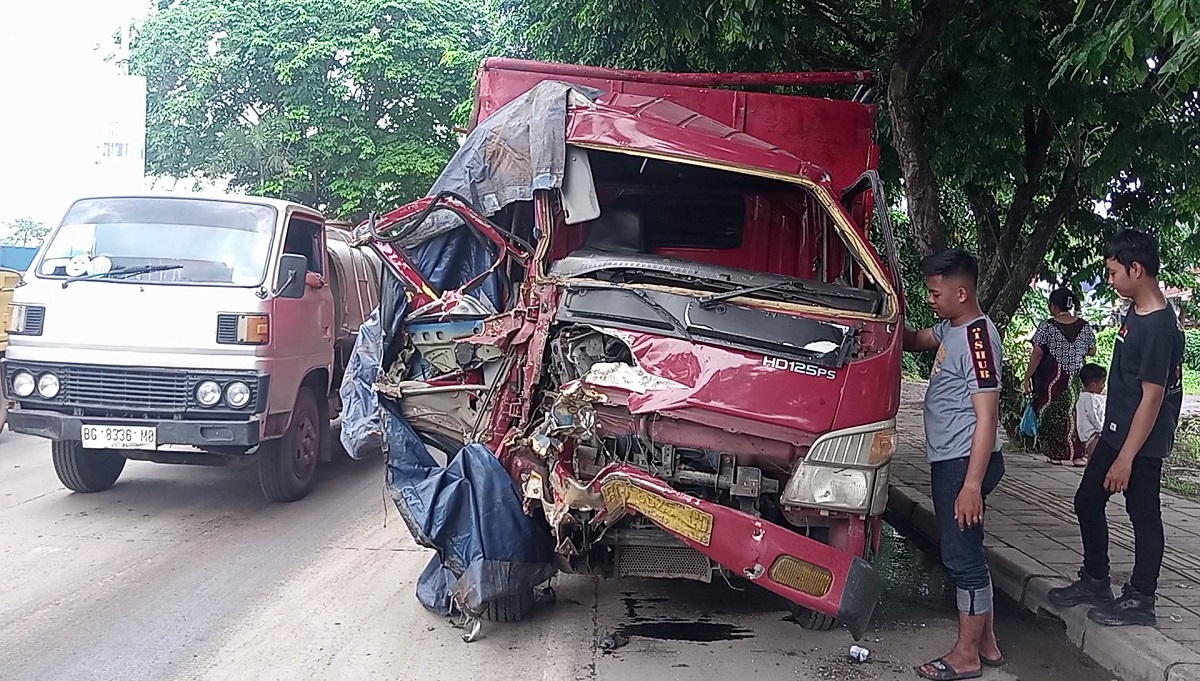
[38,197,277,286]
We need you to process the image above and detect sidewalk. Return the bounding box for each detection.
[888,383,1200,681]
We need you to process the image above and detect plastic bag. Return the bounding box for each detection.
[1019,399,1039,437]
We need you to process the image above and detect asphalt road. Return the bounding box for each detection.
[0,431,1108,681]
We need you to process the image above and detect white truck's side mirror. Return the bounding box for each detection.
[276,254,308,299]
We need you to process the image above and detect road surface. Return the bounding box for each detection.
[0,431,1106,681]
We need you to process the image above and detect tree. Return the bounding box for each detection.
[491,0,1200,329]
[121,0,489,220]
[1,218,49,248]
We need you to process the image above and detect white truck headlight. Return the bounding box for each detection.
[12,371,35,397]
[781,419,897,514]
[224,381,252,409]
[196,380,222,407]
[37,372,61,398]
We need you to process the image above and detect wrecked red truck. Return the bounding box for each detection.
[339,58,905,641]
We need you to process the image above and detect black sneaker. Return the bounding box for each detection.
[1047,570,1114,607]
[1087,584,1157,627]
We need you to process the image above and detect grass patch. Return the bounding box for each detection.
[1167,418,1200,499]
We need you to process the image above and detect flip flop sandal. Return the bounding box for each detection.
[980,654,1007,667]
[915,657,983,680]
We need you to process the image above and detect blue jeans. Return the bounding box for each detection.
[930,451,1006,615]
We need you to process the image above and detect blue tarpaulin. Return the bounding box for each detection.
[337,81,608,618]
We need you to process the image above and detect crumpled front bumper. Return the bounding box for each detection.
[594,463,883,639]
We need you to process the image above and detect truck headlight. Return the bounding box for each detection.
[783,465,874,514]
[781,419,897,514]
[12,371,35,398]
[196,380,222,407]
[224,381,252,409]
[37,372,61,399]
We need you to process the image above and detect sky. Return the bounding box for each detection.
[0,1,152,229]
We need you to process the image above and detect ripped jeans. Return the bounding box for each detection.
[930,451,1006,615]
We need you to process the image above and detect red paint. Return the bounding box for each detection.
[475,58,879,197]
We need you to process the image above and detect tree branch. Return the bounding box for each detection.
[999,106,1054,254]
[983,153,1083,325]
[887,0,964,257]
[966,183,1002,255]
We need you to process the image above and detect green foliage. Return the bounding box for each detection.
[0,218,49,247]
[1186,328,1200,371]
[123,0,488,219]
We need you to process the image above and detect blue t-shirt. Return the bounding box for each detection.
[923,315,1004,463]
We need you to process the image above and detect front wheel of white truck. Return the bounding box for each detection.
[257,387,323,502]
[52,440,126,493]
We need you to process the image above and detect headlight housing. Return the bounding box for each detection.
[782,419,897,515]
[196,380,222,407]
[36,372,61,399]
[224,381,252,409]
[11,371,35,398]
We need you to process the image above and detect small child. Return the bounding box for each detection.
[1075,363,1107,464]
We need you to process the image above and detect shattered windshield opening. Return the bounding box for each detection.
[547,149,893,316]
[38,197,277,287]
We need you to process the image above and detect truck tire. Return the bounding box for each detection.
[52,440,125,493]
[481,589,535,623]
[788,603,839,631]
[258,387,323,502]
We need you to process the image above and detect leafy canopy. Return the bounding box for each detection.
[124,0,488,219]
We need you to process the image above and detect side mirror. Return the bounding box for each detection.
[276,254,308,299]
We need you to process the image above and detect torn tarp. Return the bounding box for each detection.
[340,305,556,617]
[390,79,604,249]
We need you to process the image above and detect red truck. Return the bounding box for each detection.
[357,58,905,639]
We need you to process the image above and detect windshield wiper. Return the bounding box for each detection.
[697,280,831,310]
[624,287,694,341]
[61,264,184,289]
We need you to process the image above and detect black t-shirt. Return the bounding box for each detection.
[1102,305,1185,458]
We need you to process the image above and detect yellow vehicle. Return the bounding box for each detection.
[0,268,20,432]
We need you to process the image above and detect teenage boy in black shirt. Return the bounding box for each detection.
[1048,229,1184,627]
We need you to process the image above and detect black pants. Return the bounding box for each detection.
[1075,439,1165,596]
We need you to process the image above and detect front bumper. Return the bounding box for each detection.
[596,463,883,640]
[7,409,261,447]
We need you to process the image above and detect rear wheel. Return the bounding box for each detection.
[52,440,126,493]
[258,387,323,502]
[481,589,535,623]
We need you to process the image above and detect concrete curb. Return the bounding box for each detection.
[887,483,1200,681]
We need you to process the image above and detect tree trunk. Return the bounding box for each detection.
[886,0,963,258]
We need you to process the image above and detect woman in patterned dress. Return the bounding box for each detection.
[1020,288,1097,465]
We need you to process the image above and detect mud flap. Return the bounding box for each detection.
[837,555,884,640]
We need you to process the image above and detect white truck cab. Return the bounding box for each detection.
[2,193,380,501]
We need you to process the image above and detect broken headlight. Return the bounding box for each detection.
[781,419,896,515]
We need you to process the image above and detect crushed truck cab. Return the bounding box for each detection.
[342,58,904,639]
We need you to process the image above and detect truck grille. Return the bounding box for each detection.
[617,544,713,582]
[216,314,240,344]
[60,365,192,410]
[3,361,265,418]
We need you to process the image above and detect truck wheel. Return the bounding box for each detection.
[258,387,323,502]
[52,441,125,493]
[788,603,839,631]
[481,589,535,623]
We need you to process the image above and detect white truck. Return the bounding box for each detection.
[2,194,381,501]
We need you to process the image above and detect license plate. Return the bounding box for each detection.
[81,425,157,450]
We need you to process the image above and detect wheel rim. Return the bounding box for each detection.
[292,413,318,478]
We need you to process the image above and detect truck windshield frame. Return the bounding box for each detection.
[35,197,280,288]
